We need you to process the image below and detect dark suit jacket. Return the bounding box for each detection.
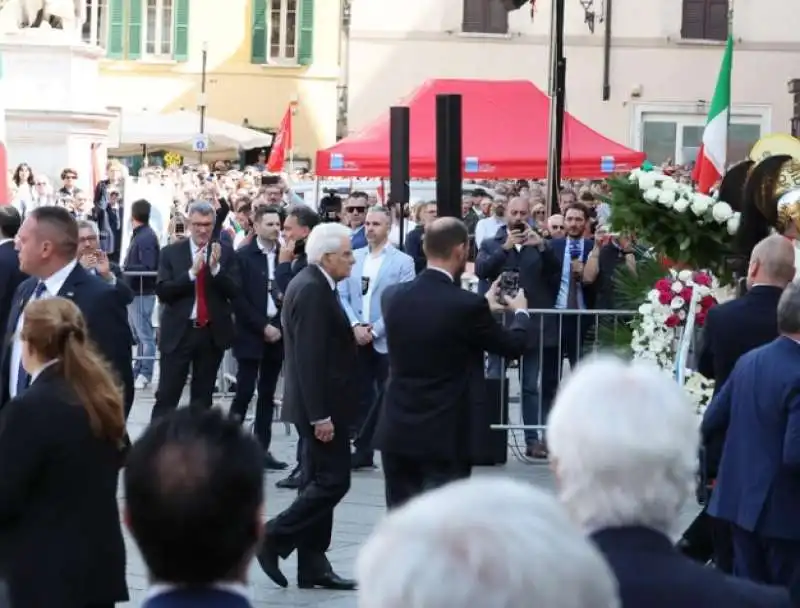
[232,239,283,361]
[155,239,240,354]
[1,264,134,408]
[403,225,426,275]
[0,241,25,336]
[275,252,307,293]
[375,269,530,462]
[705,337,800,540]
[592,526,790,607]
[549,236,596,310]
[143,588,252,608]
[280,265,357,428]
[0,366,128,607]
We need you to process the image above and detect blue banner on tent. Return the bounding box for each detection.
[330,154,344,170]
[465,157,479,172]
[601,156,616,173]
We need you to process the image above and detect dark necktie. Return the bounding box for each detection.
[567,240,581,309]
[16,281,48,395]
[195,263,210,326]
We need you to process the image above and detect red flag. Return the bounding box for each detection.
[266,104,294,173]
[377,180,386,203]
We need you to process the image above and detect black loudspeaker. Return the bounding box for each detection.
[389,106,411,249]
[435,94,463,219]
[470,377,509,466]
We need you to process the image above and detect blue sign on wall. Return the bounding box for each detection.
[600,156,616,173]
[465,157,479,172]
[330,154,344,170]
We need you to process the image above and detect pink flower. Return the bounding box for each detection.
[659,291,672,305]
[654,278,672,293]
[665,314,681,328]
[680,287,693,302]
[693,273,712,287]
[700,295,716,310]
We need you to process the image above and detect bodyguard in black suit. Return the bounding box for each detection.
[377,218,532,509]
[231,205,288,470]
[1,207,133,411]
[257,223,358,591]
[0,207,26,334]
[152,201,240,419]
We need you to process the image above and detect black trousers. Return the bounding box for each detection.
[732,524,800,595]
[229,342,283,452]
[265,425,351,570]
[151,325,224,420]
[381,452,471,510]
[352,345,389,456]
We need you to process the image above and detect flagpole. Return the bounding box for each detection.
[724,5,733,170]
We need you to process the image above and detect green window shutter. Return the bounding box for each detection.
[107,0,125,59]
[297,0,314,65]
[127,0,142,59]
[173,0,190,61]
[251,0,268,64]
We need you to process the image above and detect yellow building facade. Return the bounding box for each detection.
[93,0,342,163]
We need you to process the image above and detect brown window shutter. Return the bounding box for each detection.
[486,1,509,34]
[705,0,729,41]
[462,0,487,33]
[681,0,706,39]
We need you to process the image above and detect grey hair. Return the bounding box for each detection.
[306,223,351,264]
[77,219,99,235]
[778,280,800,334]
[187,200,216,222]
[547,356,698,536]
[367,205,391,221]
[751,234,796,286]
[356,478,619,608]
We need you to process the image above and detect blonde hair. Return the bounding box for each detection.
[21,298,125,444]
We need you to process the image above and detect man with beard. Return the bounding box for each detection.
[375,218,532,509]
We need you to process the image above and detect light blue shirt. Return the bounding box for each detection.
[556,238,586,310]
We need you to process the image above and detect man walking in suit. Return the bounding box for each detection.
[0,207,26,334]
[376,217,532,509]
[1,207,133,409]
[125,408,263,608]
[152,201,240,419]
[703,280,800,594]
[231,205,288,471]
[339,206,415,469]
[257,223,358,591]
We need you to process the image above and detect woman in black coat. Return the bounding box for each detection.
[0,297,128,607]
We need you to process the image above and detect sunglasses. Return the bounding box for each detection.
[346,206,366,212]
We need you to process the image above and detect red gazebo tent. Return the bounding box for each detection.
[316,79,644,179]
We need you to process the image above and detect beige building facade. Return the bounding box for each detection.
[345,0,799,165]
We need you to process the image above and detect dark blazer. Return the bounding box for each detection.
[85,261,135,306]
[0,366,128,607]
[1,264,134,408]
[143,588,252,608]
[549,236,596,309]
[232,238,283,361]
[155,239,240,354]
[280,264,358,428]
[403,225,426,274]
[123,223,160,295]
[592,526,791,607]
[705,337,800,541]
[274,252,307,294]
[0,242,25,336]
[375,269,530,462]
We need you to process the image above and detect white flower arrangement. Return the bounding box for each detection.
[628,168,741,236]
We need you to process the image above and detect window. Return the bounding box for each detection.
[105,0,189,61]
[681,0,729,41]
[462,0,509,34]
[82,0,108,47]
[144,0,173,57]
[251,0,314,66]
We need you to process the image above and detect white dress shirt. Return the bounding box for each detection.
[8,259,77,399]
[361,250,385,324]
[475,216,505,249]
[257,238,278,318]
[187,239,220,320]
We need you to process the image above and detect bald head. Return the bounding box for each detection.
[748,235,796,288]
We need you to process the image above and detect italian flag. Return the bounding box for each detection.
[692,34,734,194]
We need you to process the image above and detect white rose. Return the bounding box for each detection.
[711,201,733,223]
[647,289,661,304]
[643,187,661,203]
[673,197,690,213]
[658,190,676,207]
[670,296,685,310]
[638,303,653,316]
[628,169,642,182]
[727,212,741,235]
[678,310,687,321]
[671,280,684,293]
[659,177,678,191]
[677,270,693,282]
[638,173,657,190]
[690,193,713,216]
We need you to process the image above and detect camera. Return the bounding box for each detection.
[498,270,520,300]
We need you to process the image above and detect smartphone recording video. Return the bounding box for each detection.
[498,270,520,301]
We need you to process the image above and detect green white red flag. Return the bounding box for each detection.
[692,34,734,193]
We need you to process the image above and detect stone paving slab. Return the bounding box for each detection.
[119,386,699,607]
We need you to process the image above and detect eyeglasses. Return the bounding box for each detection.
[345,206,366,213]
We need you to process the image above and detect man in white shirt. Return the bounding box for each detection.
[474,197,508,250]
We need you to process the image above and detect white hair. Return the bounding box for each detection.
[305,222,351,264]
[356,478,619,608]
[547,356,699,535]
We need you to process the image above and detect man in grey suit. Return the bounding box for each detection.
[257,223,358,591]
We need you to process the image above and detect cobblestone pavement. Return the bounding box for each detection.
[120,386,699,607]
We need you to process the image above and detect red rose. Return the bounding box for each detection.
[693,273,712,287]
[659,291,672,305]
[695,311,708,327]
[665,314,680,328]
[700,295,716,310]
[655,279,672,293]
[680,287,693,302]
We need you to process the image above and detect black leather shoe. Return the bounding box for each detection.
[264,452,289,471]
[275,466,302,489]
[298,571,357,590]
[257,544,288,588]
[351,452,375,470]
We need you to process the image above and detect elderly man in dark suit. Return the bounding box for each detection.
[257,222,358,591]
[377,217,532,509]
[704,280,800,598]
[680,234,795,569]
[548,357,791,608]
[151,201,240,420]
[0,207,26,334]
[0,207,133,411]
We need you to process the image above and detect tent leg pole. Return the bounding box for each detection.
[546,0,566,215]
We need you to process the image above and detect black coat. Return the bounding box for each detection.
[0,241,26,337]
[0,366,128,607]
[375,269,530,462]
[155,239,240,354]
[403,225,426,275]
[280,264,358,428]
[274,252,307,293]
